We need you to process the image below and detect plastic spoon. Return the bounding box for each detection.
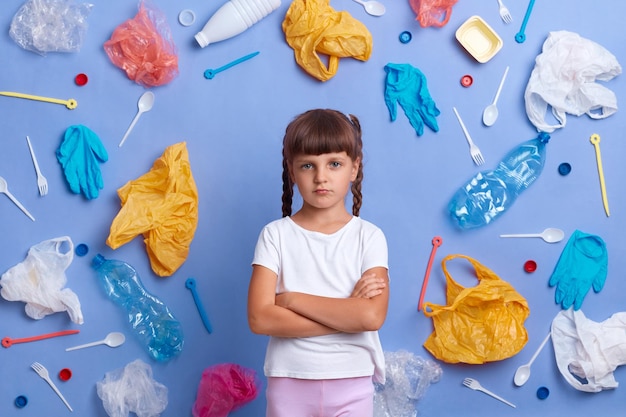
[514,333,551,386]
[0,176,35,221]
[500,228,565,243]
[119,91,155,147]
[65,332,125,351]
[352,0,386,16]
[482,66,509,126]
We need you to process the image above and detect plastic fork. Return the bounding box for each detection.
[497,0,513,23]
[31,362,73,411]
[452,107,485,166]
[462,378,516,408]
[26,136,48,196]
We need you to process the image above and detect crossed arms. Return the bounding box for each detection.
[247,265,389,338]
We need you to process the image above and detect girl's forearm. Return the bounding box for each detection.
[248,303,338,338]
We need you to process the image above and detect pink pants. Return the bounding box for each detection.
[266,376,374,417]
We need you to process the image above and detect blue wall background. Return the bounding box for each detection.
[1,0,625,416]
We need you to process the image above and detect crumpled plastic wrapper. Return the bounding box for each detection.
[0,236,83,324]
[192,363,259,417]
[374,350,442,417]
[552,308,626,392]
[107,142,198,277]
[97,359,168,417]
[10,0,93,55]
[104,0,179,87]
[282,0,372,82]
[409,0,458,28]
[525,31,621,133]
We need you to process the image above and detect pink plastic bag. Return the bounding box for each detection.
[192,363,259,417]
[409,0,458,28]
[104,0,178,87]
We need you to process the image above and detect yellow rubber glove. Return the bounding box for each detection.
[107,142,198,277]
[282,0,372,82]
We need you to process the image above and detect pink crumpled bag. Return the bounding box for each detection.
[104,0,178,87]
[409,0,458,28]
[192,364,259,417]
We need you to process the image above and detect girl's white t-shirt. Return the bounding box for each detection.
[252,216,388,383]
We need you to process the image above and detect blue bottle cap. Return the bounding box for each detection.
[399,31,412,44]
[75,243,89,257]
[15,395,28,408]
[536,386,549,399]
[558,162,571,176]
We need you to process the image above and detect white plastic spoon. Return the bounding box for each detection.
[65,332,125,351]
[119,91,155,147]
[0,176,35,221]
[514,333,551,386]
[482,66,509,126]
[352,0,386,16]
[500,227,565,244]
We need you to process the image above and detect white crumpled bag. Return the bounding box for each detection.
[97,359,168,417]
[0,236,83,324]
[551,308,626,392]
[524,31,621,133]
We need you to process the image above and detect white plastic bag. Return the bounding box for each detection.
[524,31,621,133]
[0,236,83,324]
[97,359,168,417]
[551,308,626,392]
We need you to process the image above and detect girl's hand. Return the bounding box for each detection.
[351,273,386,299]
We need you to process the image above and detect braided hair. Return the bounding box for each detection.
[281,109,364,217]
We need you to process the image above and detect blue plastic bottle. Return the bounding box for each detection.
[449,132,550,229]
[91,254,184,361]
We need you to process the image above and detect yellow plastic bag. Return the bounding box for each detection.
[282,0,373,82]
[107,142,198,277]
[422,254,529,364]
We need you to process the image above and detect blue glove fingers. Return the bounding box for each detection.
[84,127,109,163]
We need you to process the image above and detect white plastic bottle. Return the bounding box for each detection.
[195,0,281,48]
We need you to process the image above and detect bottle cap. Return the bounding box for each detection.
[75,73,88,86]
[59,368,72,381]
[536,386,549,400]
[558,162,571,176]
[75,243,89,257]
[399,31,412,44]
[524,260,537,273]
[14,395,28,408]
[178,9,196,26]
[461,75,473,87]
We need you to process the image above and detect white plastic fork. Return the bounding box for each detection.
[463,377,516,408]
[452,107,485,166]
[497,0,513,23]
[31,362,73,411]
[26,136,48,196]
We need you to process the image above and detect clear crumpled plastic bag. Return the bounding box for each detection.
[0,236,83,324]
[97,359,168,417]
[10,0,93,55]
[104,0,179,87]
[374,350,442,417]
[192,363,259,417]
[408,0,458,28]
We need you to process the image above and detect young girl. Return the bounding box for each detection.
[248,109,389,417]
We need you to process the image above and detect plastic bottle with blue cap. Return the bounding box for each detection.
[195,0,281,48]
[449,132,550,229]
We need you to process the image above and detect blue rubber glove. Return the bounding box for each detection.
[548,230,608,310]
[384,63,440,136]
[57,125,108,200]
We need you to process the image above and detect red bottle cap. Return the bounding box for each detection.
[75,73,88,86]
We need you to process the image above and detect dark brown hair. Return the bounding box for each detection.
[281,109,363,217]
